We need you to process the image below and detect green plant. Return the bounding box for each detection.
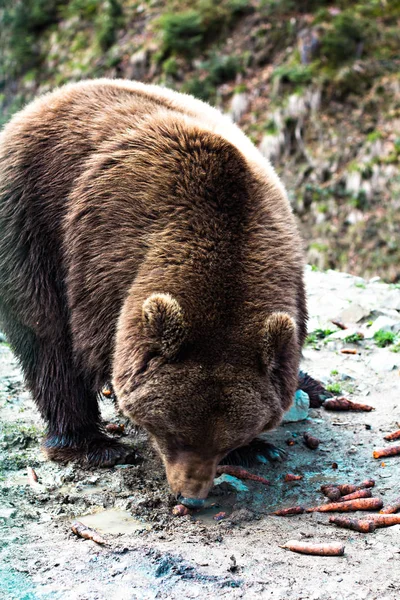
[373,329,396,348]
[201,54,242,85]
[0,0,61,78]
[330,369,338,376]
[95,0,123,51]
[155,10,205,58]
[272,62,314,85]
[344,332,364,343]
[326,382,341,394]
[320,10,372,67]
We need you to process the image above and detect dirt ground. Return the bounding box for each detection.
[1,268,400,600]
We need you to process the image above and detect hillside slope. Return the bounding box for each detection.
[1,0,399,280]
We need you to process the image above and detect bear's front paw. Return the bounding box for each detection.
[42,433,137,467]
[221,439,287,467]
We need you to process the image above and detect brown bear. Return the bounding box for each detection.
[0,79,307,505]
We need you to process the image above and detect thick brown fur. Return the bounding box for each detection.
[0,79,307,496]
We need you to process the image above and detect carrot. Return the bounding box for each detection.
[336,479,375,496]
[320,485,341,501]
[273,506,305,516]
[101,386,113,397]
[284,473,303,482]
[172,504,192,516]
[213,512,226,521]
[362,514,400,528]
[26,466,40,489]
[329,516,376,533]
[323,397,374,411]
[338,489,372,502]
[380,497,400,514]
[331,320,347,330]
[71,521,106,544]
[340,348,357,355]
[306,497,383,513]
[373,446,400,459]
[384,430,400,442]
[216,465,270,485]
[303,432,320,450]
[105,423,125,434]
[279,540,345,556]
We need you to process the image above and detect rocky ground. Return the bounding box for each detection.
[1,267,400,600]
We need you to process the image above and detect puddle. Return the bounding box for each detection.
[76,508,152,534]
[192,494,235,524]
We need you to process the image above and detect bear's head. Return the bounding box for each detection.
[113,293,299,506]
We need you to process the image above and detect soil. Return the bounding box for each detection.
[1,268,400,600]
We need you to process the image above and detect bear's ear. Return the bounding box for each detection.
[262,312,297,369]
[142,293,187,358]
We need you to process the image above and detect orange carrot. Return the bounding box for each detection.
[321,485,341,501]
[273,506,305,516]
[336,479,375,496]
[340,348,357,355]
[362,514,400,528]
[172,504,191,516]
[338,489,372,502]
[280,540,345,556]
[216,466,270,485]
[306,497,383,513]
[105,423,125,434]
[331,320,347,330]
[329,516,375,533]
[71,522,105,544]
[213,512,226,521]
[384,430,400,442]
[284,473,303,482]
[323,397,374,411]
[380,497,400,514]
[26,466,40,489]
[373,446,400,459]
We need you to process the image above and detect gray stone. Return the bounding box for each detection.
[364,316,400,339]
[367,353,398,373]
[282,390,310,423]
[336,303,370,324]
[230,92,249,123]
[213,474,249,494]
[0,507,16,521]
[384,289,400,311]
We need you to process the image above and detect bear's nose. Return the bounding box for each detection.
[178,496,206,509]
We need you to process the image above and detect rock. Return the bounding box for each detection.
[213,474,249,495]
[127,49,149,80]
[230,92,249,123]
[336,303,370,324]
[282,390,310,423]
[364,316,400,339]
[0,507,16,521]
[383,290,400,311]
[329,327,362,340]
[367,353,398,373]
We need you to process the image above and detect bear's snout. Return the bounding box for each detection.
[164,452,218,502]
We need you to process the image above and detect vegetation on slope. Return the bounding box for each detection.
[0,0,399,280]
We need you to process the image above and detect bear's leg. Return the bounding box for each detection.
[0,308,135,467]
